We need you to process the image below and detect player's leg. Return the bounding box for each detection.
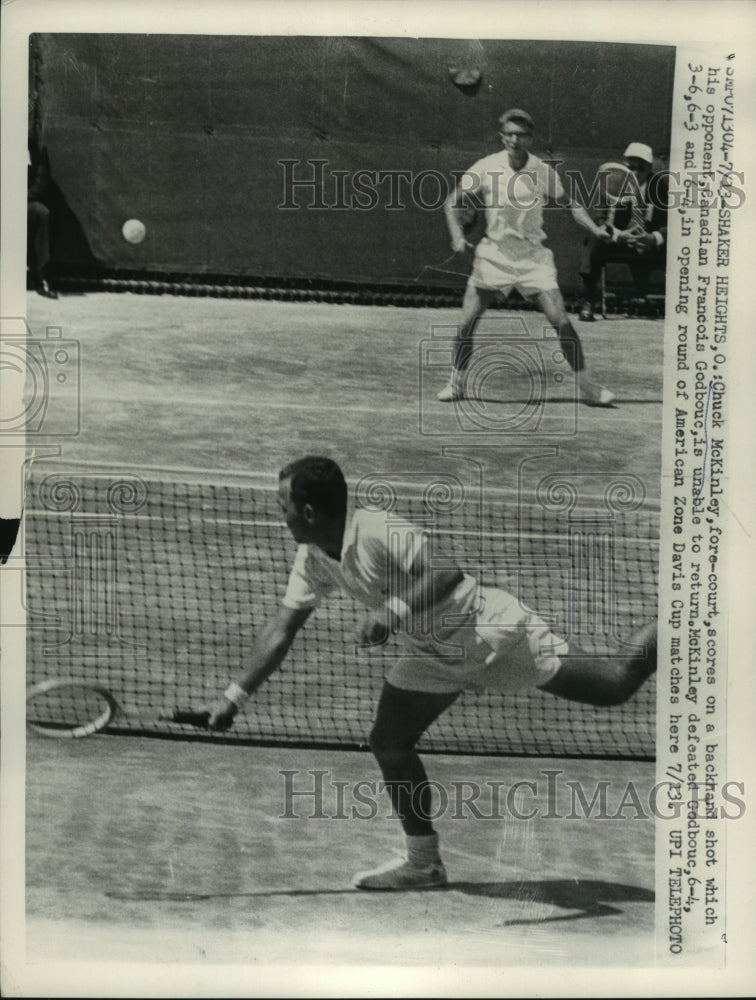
[538,621,657,706]
[27,201,56,299]
[354,681,459,889]
[628,254,660,312]
[369,682,459,837]
[578,236,608,321]
[535,287,585,371]
[534,288,615,407]
[437,283,496,401]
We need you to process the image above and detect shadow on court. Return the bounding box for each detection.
[446,393,663,406]
[106,877,654,927]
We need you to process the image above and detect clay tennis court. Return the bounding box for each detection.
[21,289,663,971]
[26,738,656,967]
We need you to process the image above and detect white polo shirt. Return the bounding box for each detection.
[462,150,564,247]
[280,508,566,695]
[282,508,479,640]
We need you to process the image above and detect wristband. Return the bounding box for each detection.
[224,681,249,709]
[386,597,411,623]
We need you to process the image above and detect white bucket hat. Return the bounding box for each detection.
[623,142,654,164]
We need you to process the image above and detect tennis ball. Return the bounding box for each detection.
[448,65,482,87]
[122,219,147,244]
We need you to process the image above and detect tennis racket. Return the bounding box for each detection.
[26,677,210,739]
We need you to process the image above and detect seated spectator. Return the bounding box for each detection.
[578,142,667,320]
[28,141,58,299]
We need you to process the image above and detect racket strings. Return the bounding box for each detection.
[27,680,117,738]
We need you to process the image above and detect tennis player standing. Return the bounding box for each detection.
[209,457,656,890]
[438,108,614,407]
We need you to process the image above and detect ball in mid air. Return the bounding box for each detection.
[122,218,147,244]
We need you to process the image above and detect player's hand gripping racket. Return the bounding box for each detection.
[26,678,210,739]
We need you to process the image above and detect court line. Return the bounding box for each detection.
[91,393,663,423]
[99,394,422,416]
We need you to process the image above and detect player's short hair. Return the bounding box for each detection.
[498,108,535,133]
[279,456,348,518]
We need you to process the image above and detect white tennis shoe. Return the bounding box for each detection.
[354,855,448,890]
[437,380,464,402]
[578,375,615,407]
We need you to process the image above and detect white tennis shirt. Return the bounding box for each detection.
[462,151,564,247]
[282,508,479,637]
[281,507,565,693]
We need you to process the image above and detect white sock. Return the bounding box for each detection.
[405,832,441,866]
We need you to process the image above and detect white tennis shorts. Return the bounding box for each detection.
[470,237,559,296]
[386,585,567,695]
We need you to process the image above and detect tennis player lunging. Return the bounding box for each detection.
[209,456,656,890]
[438,108,614,407]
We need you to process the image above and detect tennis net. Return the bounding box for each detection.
[24,468,658,759]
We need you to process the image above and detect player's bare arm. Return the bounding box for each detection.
[564,197,612,242]
[545,162,610,243]
[444,173,481,252]
[208,604,313,730]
